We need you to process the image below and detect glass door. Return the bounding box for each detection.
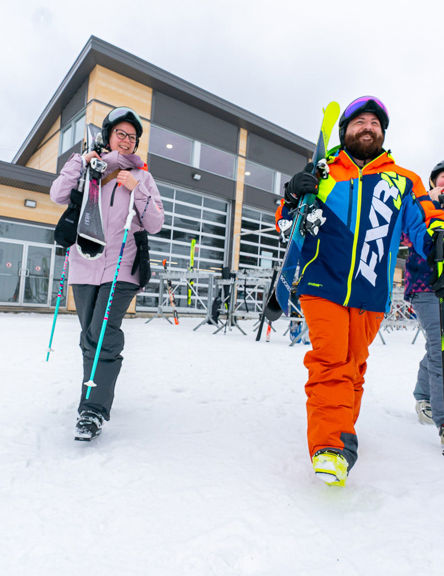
[50,246,69,307]
[23,244,53,306]
[0,240,55,306]
[0,240,24,305]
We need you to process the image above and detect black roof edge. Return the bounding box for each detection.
[0,160,56,192]
[14,35,314,166]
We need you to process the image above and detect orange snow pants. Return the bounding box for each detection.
[299,295,384,469]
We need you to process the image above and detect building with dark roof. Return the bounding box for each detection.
[0,36,314,312]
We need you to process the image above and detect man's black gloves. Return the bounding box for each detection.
[427,230,444,298]
[284,162,318,208]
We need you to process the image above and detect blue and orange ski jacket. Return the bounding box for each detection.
[290,148,444,313]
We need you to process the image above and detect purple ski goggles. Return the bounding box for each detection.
[342,96,389,128]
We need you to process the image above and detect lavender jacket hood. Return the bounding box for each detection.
[50,151,164,286]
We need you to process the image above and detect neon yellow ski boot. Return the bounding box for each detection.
[312,450,348,487]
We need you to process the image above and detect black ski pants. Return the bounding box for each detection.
[72,282,139,420]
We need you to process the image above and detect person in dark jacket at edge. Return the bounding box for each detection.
[402,161,444,446]
[275,96,444,486]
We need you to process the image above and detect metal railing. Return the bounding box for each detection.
[144,271,423,345]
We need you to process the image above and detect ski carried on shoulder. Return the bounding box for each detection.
[266,101,340,318]
[432,230,444,454]
[77,124,107,260]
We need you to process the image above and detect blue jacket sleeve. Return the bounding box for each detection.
[401,192,430,260]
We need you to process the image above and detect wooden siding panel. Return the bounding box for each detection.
[88,65,152,118]
[87,65,153,160]
[238,128,248,158]
[26,117,61,173]
[0,185,63,225]
[231,130,248,270]
[85,100,111,129]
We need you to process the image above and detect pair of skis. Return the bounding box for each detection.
[46,124,107,360]
[265,101,340,319]
[76,125,107,259]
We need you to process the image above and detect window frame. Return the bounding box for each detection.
[59,111,86,156]
[149,123,237,181]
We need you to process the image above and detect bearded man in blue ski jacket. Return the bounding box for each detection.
[278,96,444,487]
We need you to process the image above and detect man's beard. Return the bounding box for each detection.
[344,130,384,162]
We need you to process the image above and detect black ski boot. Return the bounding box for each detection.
[74,410,103,442]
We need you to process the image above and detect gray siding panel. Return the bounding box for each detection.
[152,92,239,153]
[148,154,236,201]
[0,161,56,193]
[57,142,83,173]
[247,132,308,174]
[61,80,88,126]
[243,185,280,214]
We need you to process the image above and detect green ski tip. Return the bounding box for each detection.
[320,101,341,148]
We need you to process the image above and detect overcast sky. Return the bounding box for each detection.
[1,0,443,185]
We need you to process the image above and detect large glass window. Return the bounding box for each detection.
[61,126,73,154]
[0,220,54,244]
[149,125,193,164]
[244,160,275,193]
[149,125,292,194]
[60,112,85,155]
[200,143,235,179]
[149,124,236,180]
[74,115,85,144]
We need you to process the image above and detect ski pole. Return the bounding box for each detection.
[265,320,272,342]
[162,259,179,325]
[256,267,279,341]
[84,192,136,398]
[46,248,70,361]
[187,238,196,306]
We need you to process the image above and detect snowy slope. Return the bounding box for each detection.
[1,313,443,575]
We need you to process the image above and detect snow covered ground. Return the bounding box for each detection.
[1,312,443,575]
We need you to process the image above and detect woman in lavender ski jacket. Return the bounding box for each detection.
[50,107,164,441]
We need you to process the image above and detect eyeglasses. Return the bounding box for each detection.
[113,128,138,143]
[343,96,389,125]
